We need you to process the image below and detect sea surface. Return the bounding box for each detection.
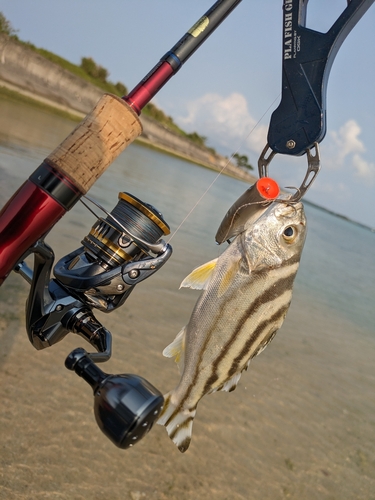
[0,94,374,500]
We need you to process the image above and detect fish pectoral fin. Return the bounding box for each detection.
[162,326,186,373]
[218,257,241,297]
[180,258,218,290]
[157,392,196,453]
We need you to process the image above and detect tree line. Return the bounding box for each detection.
[1,11,253,167]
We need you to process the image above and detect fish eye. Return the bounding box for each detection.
[282,226,297,243]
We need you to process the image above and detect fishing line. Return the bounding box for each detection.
[167,93,281,243]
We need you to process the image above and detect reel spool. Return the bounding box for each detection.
[54,192,172,312]
[83,192,170,268]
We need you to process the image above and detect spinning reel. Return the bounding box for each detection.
[15,191,172,448]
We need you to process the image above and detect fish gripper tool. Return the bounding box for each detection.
[257,0,374,202]
[267,0,374,157]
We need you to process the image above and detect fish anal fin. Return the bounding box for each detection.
[157,392,196,453]
[180,258,218,290]
[162,327,186,373]
[253,329,278,357]
[220,371,242,393]
[209,371,242,394]
[244,358,251,371]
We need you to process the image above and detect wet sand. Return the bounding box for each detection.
[0,97,374,499]
[1,265,374,500]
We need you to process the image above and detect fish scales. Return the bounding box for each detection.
[158,201,307,452]
[180,262,298,404]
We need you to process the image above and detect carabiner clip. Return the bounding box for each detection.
[258,142,321,203]
[289,143,321,202]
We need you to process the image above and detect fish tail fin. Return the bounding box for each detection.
[157,392,196,453]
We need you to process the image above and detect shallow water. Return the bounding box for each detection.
[0,95,374,500]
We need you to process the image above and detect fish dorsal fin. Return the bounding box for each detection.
[180,258,218,290]
[218,257,240,297]
[162,326,186,373]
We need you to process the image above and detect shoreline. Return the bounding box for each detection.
[1,84,371,231]
[0,80,256,185]
[0,33,255,184]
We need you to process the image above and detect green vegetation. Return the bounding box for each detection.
[142,102,211,150]
[81,56,109,83]
[31,48,127,96]
[0,11,216,153]
[184,131,207,148]
[0,12,17,36]
[78,56,128,95]
[143,102,182,132]
[232,152,254,171]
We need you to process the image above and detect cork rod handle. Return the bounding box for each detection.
[45,94,143,194]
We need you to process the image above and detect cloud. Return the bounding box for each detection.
[177,96,375,186]
[324,119,374,183]
[177,92,268,155]
[330,119,365,164]
[312,178,352,200]
[352,154,375,181]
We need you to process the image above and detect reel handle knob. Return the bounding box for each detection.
[65,348,164,449]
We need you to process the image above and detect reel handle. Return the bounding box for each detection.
[65,348,164,449]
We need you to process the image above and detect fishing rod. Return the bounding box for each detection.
[0,0,242,285]
[0,0,243,450]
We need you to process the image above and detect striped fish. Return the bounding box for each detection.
[157,201,307,452]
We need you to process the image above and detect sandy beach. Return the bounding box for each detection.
[0,95,374,500]
[1,266,374,500]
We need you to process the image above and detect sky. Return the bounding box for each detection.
[0,0,374,227]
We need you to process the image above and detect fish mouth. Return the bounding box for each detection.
[272,201,306,233]
[274,200,303,218]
